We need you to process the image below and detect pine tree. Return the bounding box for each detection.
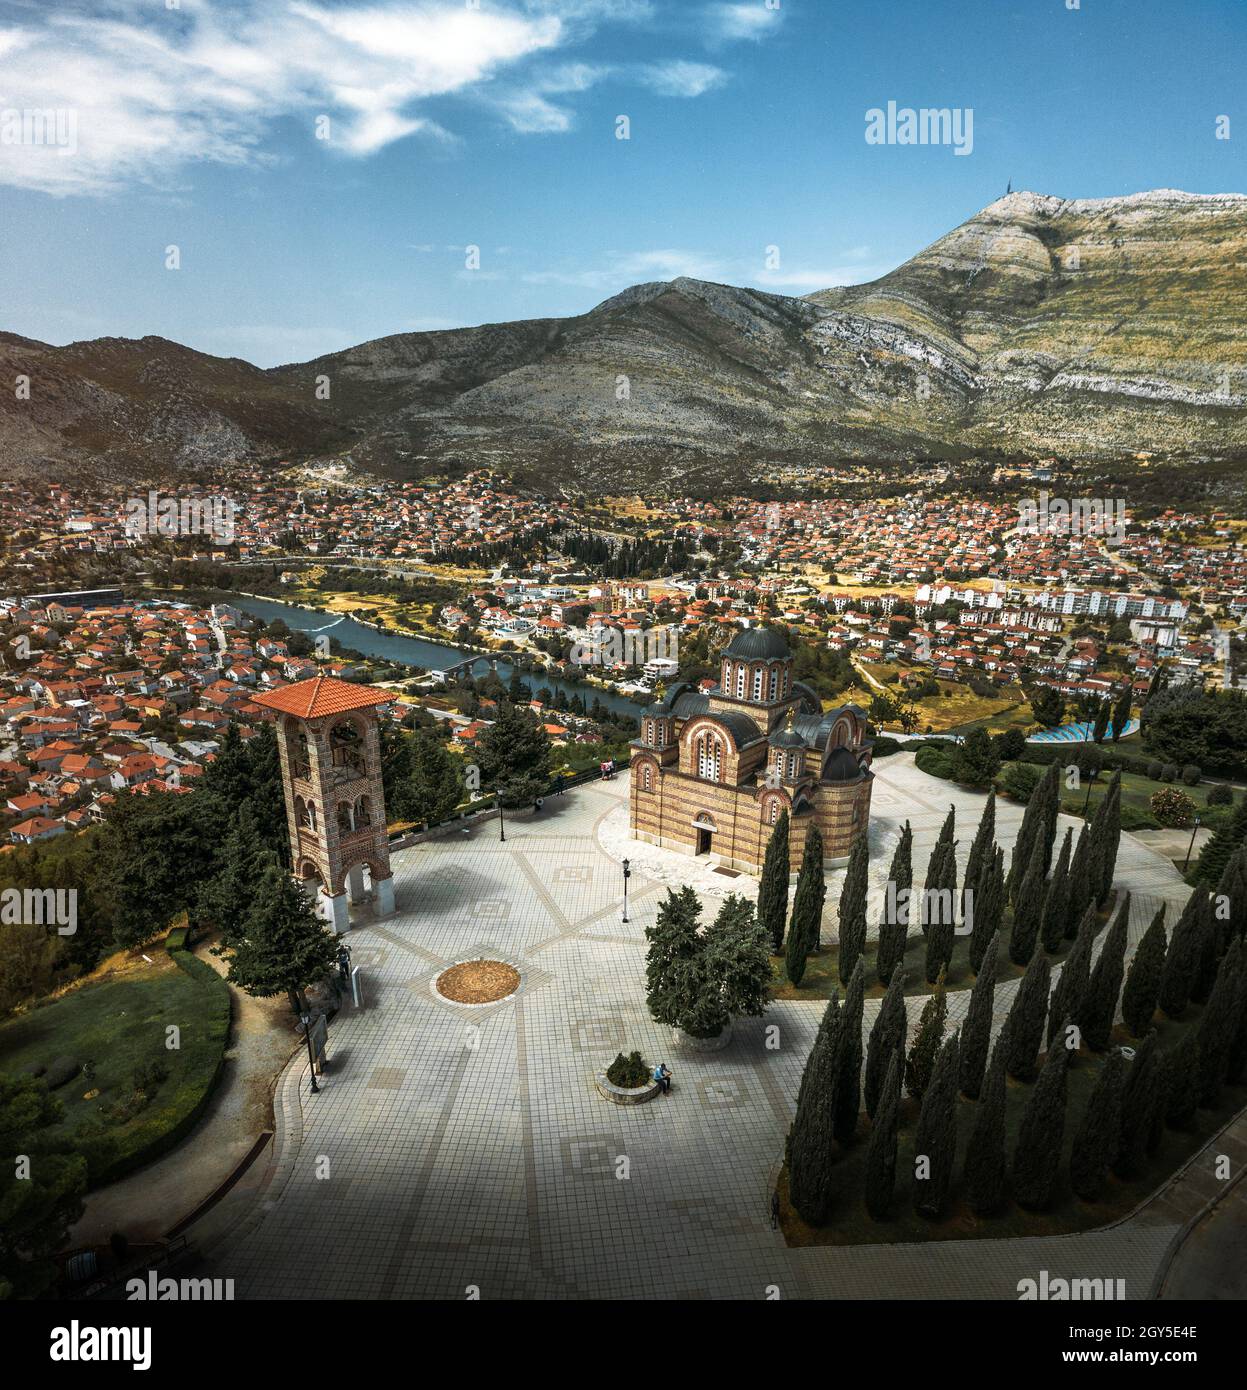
[1040,828,1073,954]
[476,699,552,805]
[864,1051,902,1221]
[787,993,843,1225]
[1190,793,1247,888]
[195,803,273,944]
[1069,1051,1127,1201]
[1012,1030,1071,1210]
[757,808,790,954]
[1158,891,1208,1018]
[1111,684,1132,742]
[833,959,866,1145]
[1009,833,1049,966]
[969,846,1005,975]
[1082,893,1129,1051]
[1197,939,1243,1107]
[644,887,720,1036]
[786,825,825,987]
[1004,950,1051,1081]
[954,726,1001,788]
[1114,1033,1161,1179]
[912,1032,960,1219]
[963,793,995,920]
[1122,904,1167,1036]
[876,822,912,986]
[965,1036,1010,1215]
[1065,825,1095,939]
[865,968,907,1119]
[704,894,772,1027]
[959,931,999,1099]
[905,970,947,1100]
[837,831,869,986]
[1047,905,1096,1048]
[223,862,344,1018]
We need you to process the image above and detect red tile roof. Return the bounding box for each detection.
[251,674,389,719]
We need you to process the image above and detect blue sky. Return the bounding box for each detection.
[0,0,1242,365]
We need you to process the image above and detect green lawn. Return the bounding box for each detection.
[779,1002,1247,1246]
[998,762,1236,832]
[0,953,231,1188]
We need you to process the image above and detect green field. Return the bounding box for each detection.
[0,952,231,1187]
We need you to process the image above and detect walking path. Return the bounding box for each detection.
[189,758,1236,1299]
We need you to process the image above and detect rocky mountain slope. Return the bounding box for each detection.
[3,189,1245,489]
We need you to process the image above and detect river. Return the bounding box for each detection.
[217,593,642,720]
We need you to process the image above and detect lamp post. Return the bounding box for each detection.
[622,857,631,923]
[1183,814,1202,873]
[1081,765,1099,819]
[496,789,506,842]
[300,1013,320,1094]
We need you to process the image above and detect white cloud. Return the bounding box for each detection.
[706,2,783,43]
[638,61,727,98]
[0,2,565,194]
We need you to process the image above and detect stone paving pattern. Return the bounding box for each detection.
[201,755,1240,1299]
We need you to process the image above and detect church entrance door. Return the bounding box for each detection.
[695,826,712,855]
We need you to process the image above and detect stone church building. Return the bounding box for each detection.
[629,628,874,874]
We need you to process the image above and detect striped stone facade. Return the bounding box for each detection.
[628,630,874,876]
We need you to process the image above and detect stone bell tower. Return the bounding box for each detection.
[254,675,396,933]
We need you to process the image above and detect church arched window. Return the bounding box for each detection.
[642,764,653,791]
[752,666,764,702]
[735,663,746,699]
[768,666,778,701]
[696,731,722,782]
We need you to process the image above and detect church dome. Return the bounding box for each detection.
[770,723,805,749]
[821,746,865,784]
[724,627,790,662]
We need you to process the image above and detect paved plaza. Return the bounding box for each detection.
[196,756,1233,1299]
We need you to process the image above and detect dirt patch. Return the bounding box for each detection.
[435,959,520,1004]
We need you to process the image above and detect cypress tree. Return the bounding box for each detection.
[1065,824,1095,939]
[969,845,1004,975]
[787,992,843,1224]
[1012,1029,1071,1210]
[1008,762,1057,903]
[921,807,955,936]
[786,824,825,987]
[1091,698,1111,744]
[1196,939,1243,1107]
[1122,904,1167,1036]
[837,831,869,986]
[1082,892,1129,1051]
[1098,772,1122,906]
[963,793,996,919]
[1190,793,1247,888]
[1215,845,1247,946]
[1111,683,1132,742]
[1192,890,1225,1006]
[864,1051,901,1221]
[1040,827,1073,954]
[1047,905,1096,1048]
[1037,760,1061,876]
[1224,953,1247,1086]
[924,840,957,984]
[1009,833,1049,965]
[876,821,912,986]
[911,1031,960,1219]
[1113,1032,1161,1180]
[965,1036,1010,1215]
[757,807,790,953]
[958,930,999,1099]
[1069,1051,1127,1201]
[1163,1029,1202,1130]
[865,967,907,1120]
[1158,890,1208,1019]
[905,969,947,1100]
[834,958,866,1146]
[1004,950,1051,1081]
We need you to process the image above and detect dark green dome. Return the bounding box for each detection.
[724,627,790,661]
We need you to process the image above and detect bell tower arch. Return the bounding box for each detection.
[254,675,396,933]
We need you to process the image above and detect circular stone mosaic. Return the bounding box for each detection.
[434,959,520,1004]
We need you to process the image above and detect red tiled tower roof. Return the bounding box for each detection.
[251,674,389,719]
